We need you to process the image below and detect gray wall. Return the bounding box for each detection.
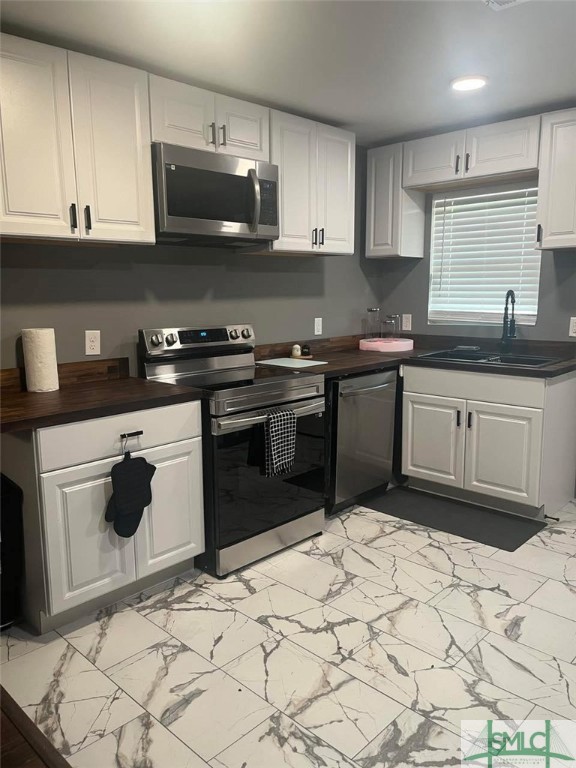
[1,150,386,372]
[2,148,575,373]
[376,244,576,343]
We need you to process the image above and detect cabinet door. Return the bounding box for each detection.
[68,52,155,243]
[40,456,136,615]
[464,116,540,179]
[366,145,400,258]
[270,111,317,252]
[135,439,205,579]
[464,401,543,506]
[0,35,78,238]
[536,109,576,250]
[366,143,425,259]
[403,131,466,187]
[149,75,216,151]
[317,124,356,254]
[215,95,269,161]
[402,392,466,487]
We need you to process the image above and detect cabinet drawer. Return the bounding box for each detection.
[403,367,545,409]
[37,402,202,472]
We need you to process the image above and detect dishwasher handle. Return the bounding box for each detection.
[339,382,392,398]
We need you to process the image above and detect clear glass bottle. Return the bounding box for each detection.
[365,307,381,338]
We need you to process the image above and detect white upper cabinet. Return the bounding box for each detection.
[536,108,576,250]
[0,35,154,243]
[317,125,355,254]
[69,53,155,243]
[0,34,78,238]
[215,95,269,161]
[149,75,216,151]
[271,111,317,252]
[403,116,541,188]
[366,143,425,258]
[465,116,540,179]
[403,130,466,187]
[149,76,269,160]
[270,111,355,254]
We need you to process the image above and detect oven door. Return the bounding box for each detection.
[208,398,325,570]
[153,142,278,241]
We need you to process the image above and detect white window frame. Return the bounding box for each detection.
[428,183,541,326]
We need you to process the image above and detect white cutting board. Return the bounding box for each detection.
[258,358,328,368]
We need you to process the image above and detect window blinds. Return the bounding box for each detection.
[428,185,541,325]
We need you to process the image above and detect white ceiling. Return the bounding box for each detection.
[2,0,576,145]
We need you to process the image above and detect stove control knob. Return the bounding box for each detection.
[165,333,178,346]
[150,334,163,347]
[229,329,240,340]
[241,328,252,339]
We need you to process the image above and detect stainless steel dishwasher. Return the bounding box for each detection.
[326,369,397,515]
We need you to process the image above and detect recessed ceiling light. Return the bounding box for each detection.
[451,76,488,92]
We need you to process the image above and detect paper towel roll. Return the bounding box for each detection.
[22,328,59,392]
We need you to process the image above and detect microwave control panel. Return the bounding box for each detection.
[259,180,278,227]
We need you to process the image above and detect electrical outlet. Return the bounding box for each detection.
[402,314,412,332]
[569,317,576,338]
[85,330,100,355]
[314,317,323,336]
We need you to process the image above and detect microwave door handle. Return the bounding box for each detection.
[248,168,261,233]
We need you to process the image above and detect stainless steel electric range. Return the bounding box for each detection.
[138,325,325,576]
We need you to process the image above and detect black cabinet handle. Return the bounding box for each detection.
[84,205,92,233]
[120,430,143,440]
[456,409,461,428]
[455,154,461,174]
[465,153,470,172]
[70,203,78,230]
[312,227,318,246]
[319,227,325,246]
[536,224,543,245]
[467,412,473,429]
[209,122,216,145]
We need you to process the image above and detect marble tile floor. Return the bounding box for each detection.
[1,500,575,768]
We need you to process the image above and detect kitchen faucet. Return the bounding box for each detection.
[500,289,516,351]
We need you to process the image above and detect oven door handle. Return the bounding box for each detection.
[248,168,261,233]
[213,399,325,435]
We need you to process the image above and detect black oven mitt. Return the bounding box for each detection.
[105,452,156,538]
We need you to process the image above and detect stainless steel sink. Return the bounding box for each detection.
[418,349,559,368]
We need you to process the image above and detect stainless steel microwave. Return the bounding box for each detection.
[152,143,279,246]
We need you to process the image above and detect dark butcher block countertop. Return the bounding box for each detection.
[0,358,202,434]
[255,335,576,380]
[2,335,575,434]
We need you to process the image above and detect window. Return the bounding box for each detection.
[428,184,541,325]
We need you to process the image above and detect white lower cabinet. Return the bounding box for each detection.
[41,436,204,615]
[402,393,465,487]
[41,455,136,614]
[9,401,207,624]
[135,439,204,578]
[401,367,564,513]
[464,401,543,506]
